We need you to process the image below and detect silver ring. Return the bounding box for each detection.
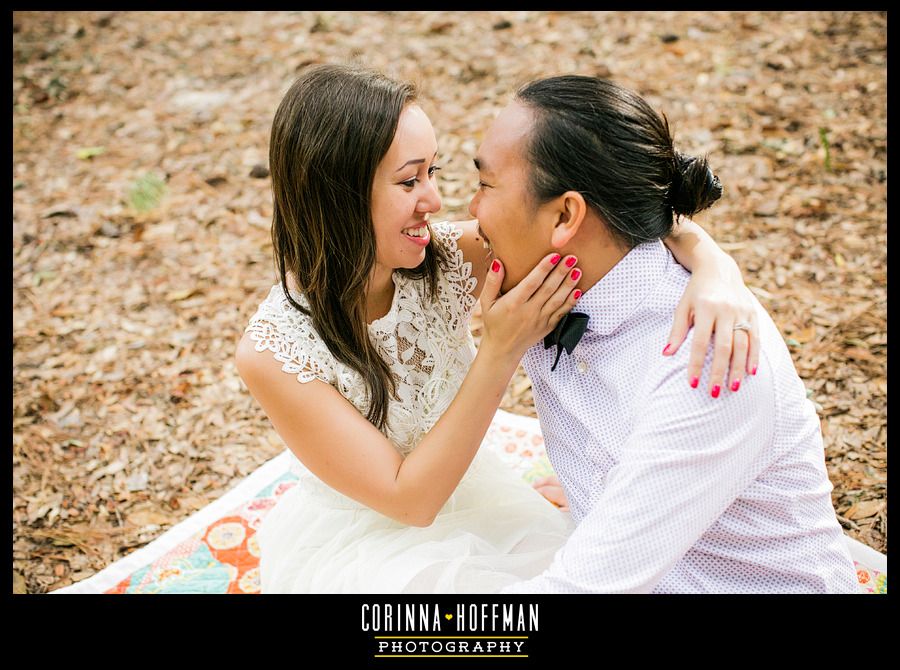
[733,321,752,332]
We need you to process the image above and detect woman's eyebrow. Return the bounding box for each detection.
[395,151,438,173]
[395,158,424,172]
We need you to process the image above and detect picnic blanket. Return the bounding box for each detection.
[52,409,887,594]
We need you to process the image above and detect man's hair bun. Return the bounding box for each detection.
[669,152,723,218]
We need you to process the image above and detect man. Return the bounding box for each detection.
[471,75,859,593]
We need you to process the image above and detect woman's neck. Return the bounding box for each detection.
[366,262,396,324]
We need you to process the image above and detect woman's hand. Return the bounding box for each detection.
[533,475,569,511]
[478,253,582,364]
[663,258,760,397]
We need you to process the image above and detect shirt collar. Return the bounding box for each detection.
[575,240,671,336]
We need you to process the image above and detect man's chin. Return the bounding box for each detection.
[499,277,516,296]
[492,253,522,295]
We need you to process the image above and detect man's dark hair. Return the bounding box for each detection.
[516,75,722,249]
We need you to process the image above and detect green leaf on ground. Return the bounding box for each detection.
[128,173,167,212]
[76,146,106,160]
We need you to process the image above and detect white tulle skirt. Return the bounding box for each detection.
[257,447,574,593]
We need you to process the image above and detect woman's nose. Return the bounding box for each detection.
[419,178,442,212]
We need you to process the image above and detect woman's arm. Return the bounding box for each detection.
[236,332,519,526]
[236,253,580,527]
[662,218,760,396]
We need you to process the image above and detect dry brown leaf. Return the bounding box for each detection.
[791,325,818,344]
[844,499,885,521]
[165,288,202,302]
[844,347,876,363]
[125,509,175,528]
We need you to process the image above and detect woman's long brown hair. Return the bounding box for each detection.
[269,64,448,430]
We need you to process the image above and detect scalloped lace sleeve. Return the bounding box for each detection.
[244,285,337,386]
[430,221,478,334]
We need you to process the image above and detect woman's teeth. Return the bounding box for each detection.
[477,224,492,251]
[404,226,428,238]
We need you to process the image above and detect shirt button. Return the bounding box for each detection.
[577,360,588,374]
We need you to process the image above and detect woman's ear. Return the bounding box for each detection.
[549,190,587,249]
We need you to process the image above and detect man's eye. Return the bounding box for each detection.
[478,181,491,190]
[428,165,442,177]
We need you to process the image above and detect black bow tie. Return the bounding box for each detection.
[543,312,589,372]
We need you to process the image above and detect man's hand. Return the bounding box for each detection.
[533,475,569,511]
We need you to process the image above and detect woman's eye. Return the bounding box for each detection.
[400,166,441,188]
[478,181,491,190]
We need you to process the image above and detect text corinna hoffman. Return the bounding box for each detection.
[361,602,539,632]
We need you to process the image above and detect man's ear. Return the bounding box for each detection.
[549,191,587,249]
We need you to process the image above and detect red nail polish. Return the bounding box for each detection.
[751,366,758,376]
[690,376,699,388]
[731,379,741,392]
[662,344,671,355]
[573,289,582,301]
[550,253,561,265]
[570,268,582,282]
[565,256,577,268]
[711,385,721,398]
[491,259,501,273]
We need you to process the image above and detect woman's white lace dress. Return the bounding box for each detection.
[244,221,573,593]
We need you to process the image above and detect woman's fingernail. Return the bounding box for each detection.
[573,289,582,301]
[550,253,561,265]
[711,385,721,398]
[690,376,699,388]
[491,259,501,273]
[731,379,741,392]
[662,344,671,355]
[565,256,577,268]
[570,268,582,282]
[751,365,758,376]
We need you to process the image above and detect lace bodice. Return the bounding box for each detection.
[244,221,479,457]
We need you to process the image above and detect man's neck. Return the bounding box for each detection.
[564,223,630,297]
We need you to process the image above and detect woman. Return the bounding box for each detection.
[235,64,759,593]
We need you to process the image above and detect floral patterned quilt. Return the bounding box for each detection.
[52,410,886,594]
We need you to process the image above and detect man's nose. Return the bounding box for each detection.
[467,190,480,219]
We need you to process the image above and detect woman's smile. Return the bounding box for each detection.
[402,222,431,246]
[476,223,493,251]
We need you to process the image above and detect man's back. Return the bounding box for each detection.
[516,240,858,593]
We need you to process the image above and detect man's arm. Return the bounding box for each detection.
[502,352,777,594]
